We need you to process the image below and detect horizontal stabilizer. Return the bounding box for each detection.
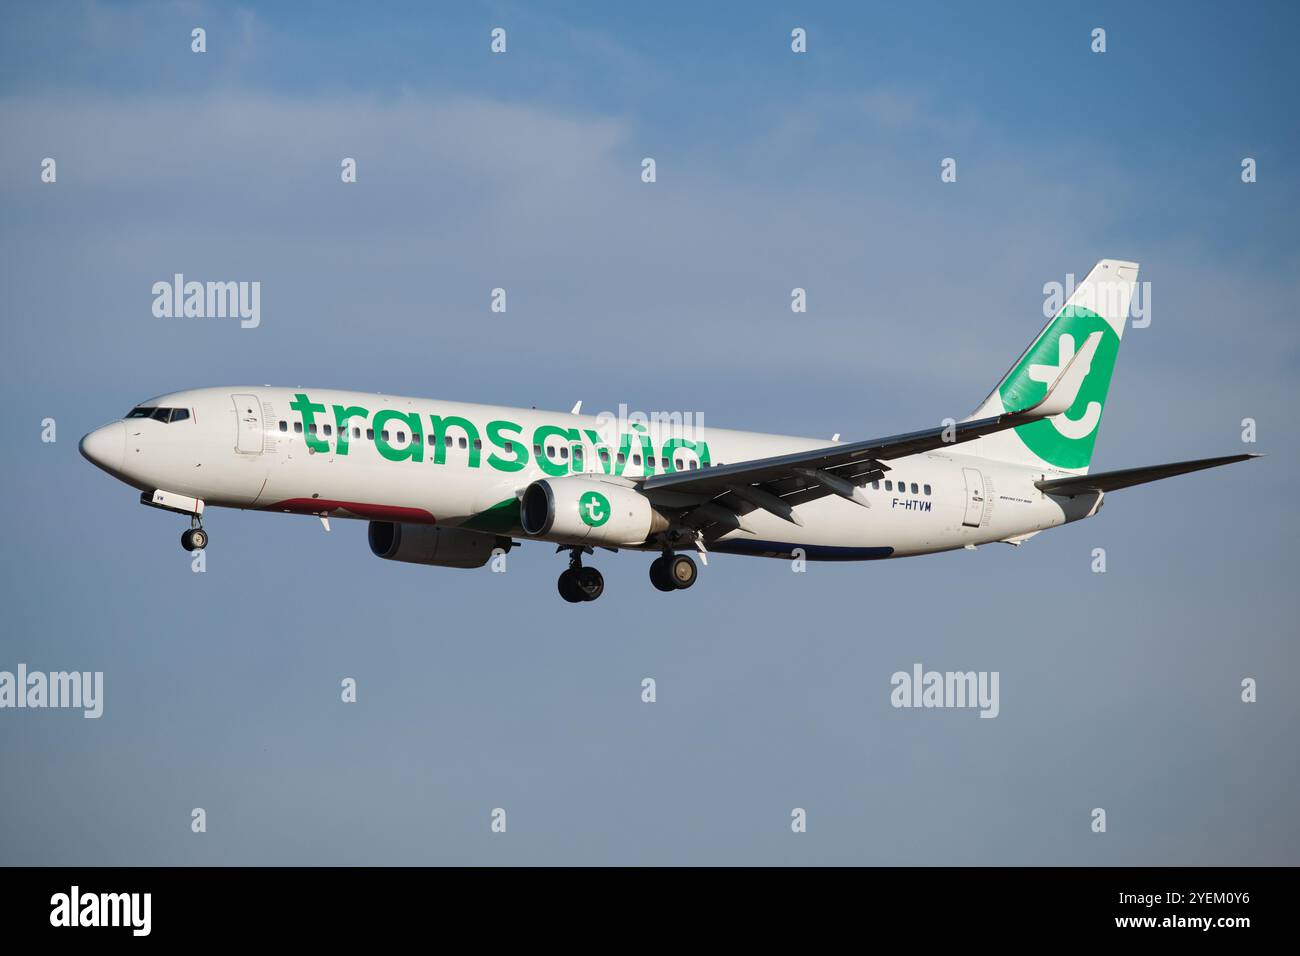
[1036,454,1260,496]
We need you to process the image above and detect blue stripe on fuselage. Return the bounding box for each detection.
[709,540,895,561]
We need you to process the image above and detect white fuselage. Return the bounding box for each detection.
[81,386,1101,560]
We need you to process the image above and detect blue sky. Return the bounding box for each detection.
[0,0,1296,865]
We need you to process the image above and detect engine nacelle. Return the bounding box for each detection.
[520,477,667,546]
[368,521,510,569]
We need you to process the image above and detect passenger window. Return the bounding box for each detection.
[279,421,288,433]
[366,428,374,440]
[353,427,361,439]
[924,484,931,495]
[533,444,542,457]
[559,447,568,460]
[458,437,467,449]
[617,452,626,465]
[633,454,642,466]
[675,459,684,470]
[504,441,514,454]
[323,424,332,436]
[294,422,303,434]
[688,460,698,470]
[872,480,880,489]
[473,439,482,451]
[171,409,190,423]
[910,483,918,494]
[885,480,893,491]
[599,449,610,464]
[396,431,405,442]
[308,424,317,435]
[444,435,452,447]
[381,430,390,441]
[660,457,668,468]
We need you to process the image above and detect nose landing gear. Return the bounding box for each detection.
[650,552,697,592]
[557,546,604,603]
[180,517,208,552]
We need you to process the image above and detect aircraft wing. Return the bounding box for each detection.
[640,333,1101,535]
[1034,454,1260,496]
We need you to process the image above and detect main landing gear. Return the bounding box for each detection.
[650,552,697,592]
[557,546,604,603]
[180,516,208,552]
[554,547,698,602]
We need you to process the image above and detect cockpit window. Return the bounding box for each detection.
[125,406,188,423]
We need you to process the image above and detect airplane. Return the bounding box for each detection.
[80,259,1258,602]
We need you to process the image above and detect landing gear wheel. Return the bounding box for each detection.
[669,554,698,590]
[576,566,604,602]
[558,546,603,603]
[649,556,676,592]
[557,568,585,603]
[181,528,208,551]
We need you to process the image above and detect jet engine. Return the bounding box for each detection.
[519,477,668,547]
[368,521,510,569]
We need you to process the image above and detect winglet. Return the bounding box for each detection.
[1014,331,1101,419]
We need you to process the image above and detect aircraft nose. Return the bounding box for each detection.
[79,421,127,475]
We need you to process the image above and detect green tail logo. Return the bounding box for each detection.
[999,306,1120,470]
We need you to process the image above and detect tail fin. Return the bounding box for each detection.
[965,259,1139,475]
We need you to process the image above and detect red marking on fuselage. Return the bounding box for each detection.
[264,499,436,523]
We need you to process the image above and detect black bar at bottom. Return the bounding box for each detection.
[0,866,1284,941]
